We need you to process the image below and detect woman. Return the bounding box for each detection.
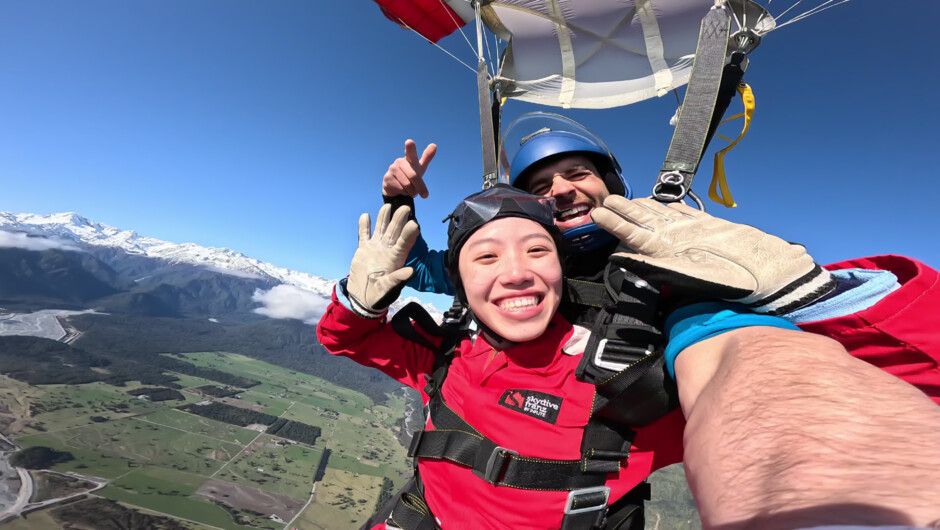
[317,185,691,529]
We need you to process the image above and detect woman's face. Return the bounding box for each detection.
[457,217,563,343]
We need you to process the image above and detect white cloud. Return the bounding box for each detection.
[0,230,81,252]
[252,284,329,324]
[201,265,263,280]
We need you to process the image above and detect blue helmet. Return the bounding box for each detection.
[500,113,633,252]
[507,129,633,199]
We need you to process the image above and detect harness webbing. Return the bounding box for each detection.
[381,268,676,529]
[653,4,732,203]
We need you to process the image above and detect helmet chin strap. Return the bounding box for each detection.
[466,308,515,349]
[563,222,617,252]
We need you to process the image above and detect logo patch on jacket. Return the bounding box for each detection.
[498,389,562,424]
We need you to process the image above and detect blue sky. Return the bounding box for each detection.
[2,2,938,309]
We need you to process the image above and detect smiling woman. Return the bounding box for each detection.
[316,185,686,530]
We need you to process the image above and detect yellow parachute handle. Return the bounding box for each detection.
[709,83,755,208]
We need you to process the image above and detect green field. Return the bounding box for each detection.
[180,352,375,418]
[3,350,415,529]
[233,389,292,416]
[276,401,334,435]
[329,412,410,478]
[293,467,385,530]
[214,434,322,500]
[139,408,259,445]
[100,466,265,530]
[17,417,242,477]
[12,381,172,436]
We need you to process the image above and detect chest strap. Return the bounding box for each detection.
[411,370,619,490]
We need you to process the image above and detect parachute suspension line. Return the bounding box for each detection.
[727,1,744,33]
[492,33,502,77]
[774,1,853,30]
[483,20,495,77]
[773,0,808,24]
[392,15,477,74]
[436,0,477,56]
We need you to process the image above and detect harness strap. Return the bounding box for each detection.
[413,388,613,490]
[385,478,440,530]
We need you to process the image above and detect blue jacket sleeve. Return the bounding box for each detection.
[383,194,456,296]
[406,232,455,296]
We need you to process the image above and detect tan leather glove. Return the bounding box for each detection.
[345,204,419,318]
[591,196,836,315]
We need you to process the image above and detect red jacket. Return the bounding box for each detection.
[804,255,940,405]
[318,293,684,530]
[317,255,940,529]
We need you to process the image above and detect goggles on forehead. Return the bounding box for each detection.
[447,185,556,232]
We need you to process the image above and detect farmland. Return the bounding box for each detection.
[1,351,414,529]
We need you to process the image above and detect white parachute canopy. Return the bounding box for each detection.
[486,0,775,109]
[379,0,849,110]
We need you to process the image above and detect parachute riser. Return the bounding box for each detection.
[652,3,761,208]
[473,0,501,190]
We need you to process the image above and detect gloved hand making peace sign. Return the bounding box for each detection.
[344,204,419,318]
[591,196,836,315]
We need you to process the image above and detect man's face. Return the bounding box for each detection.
[458,217,563,343]
[522,155,610,231]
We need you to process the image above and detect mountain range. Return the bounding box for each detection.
[0,211,441,321]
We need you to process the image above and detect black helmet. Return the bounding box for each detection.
[445,184,562,298]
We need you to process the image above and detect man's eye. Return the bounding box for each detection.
[530,184,549,195]
[568,171,590,180]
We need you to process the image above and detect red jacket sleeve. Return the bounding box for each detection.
[800,255,940,405]
[316,287,438,393]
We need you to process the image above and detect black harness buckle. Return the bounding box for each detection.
[473,445,518,485]
[564,486,610,527]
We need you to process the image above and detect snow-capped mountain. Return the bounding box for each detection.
[0,212,442,321]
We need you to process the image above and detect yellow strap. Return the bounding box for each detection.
[708,83,755,207]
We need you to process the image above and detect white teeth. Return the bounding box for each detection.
[557,205,590,221]
[498,296,539,312]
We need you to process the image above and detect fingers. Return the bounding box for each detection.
[357,212,372,246]
[419,143,437,169]
[666,200,708,219]
[404,139,419,167]
[384,206,411,245]
[384,159,418,198]
[374,204,392,242]
[413,178,428,199]
[599,196,659,230]
[385,140,434,199]
[604,196,701,227]
[399,220,420,251]
[591,207,653,251]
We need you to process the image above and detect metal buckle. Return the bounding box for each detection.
[475,446,518,484]
[564,485,610,515]
[593,340,654,372]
